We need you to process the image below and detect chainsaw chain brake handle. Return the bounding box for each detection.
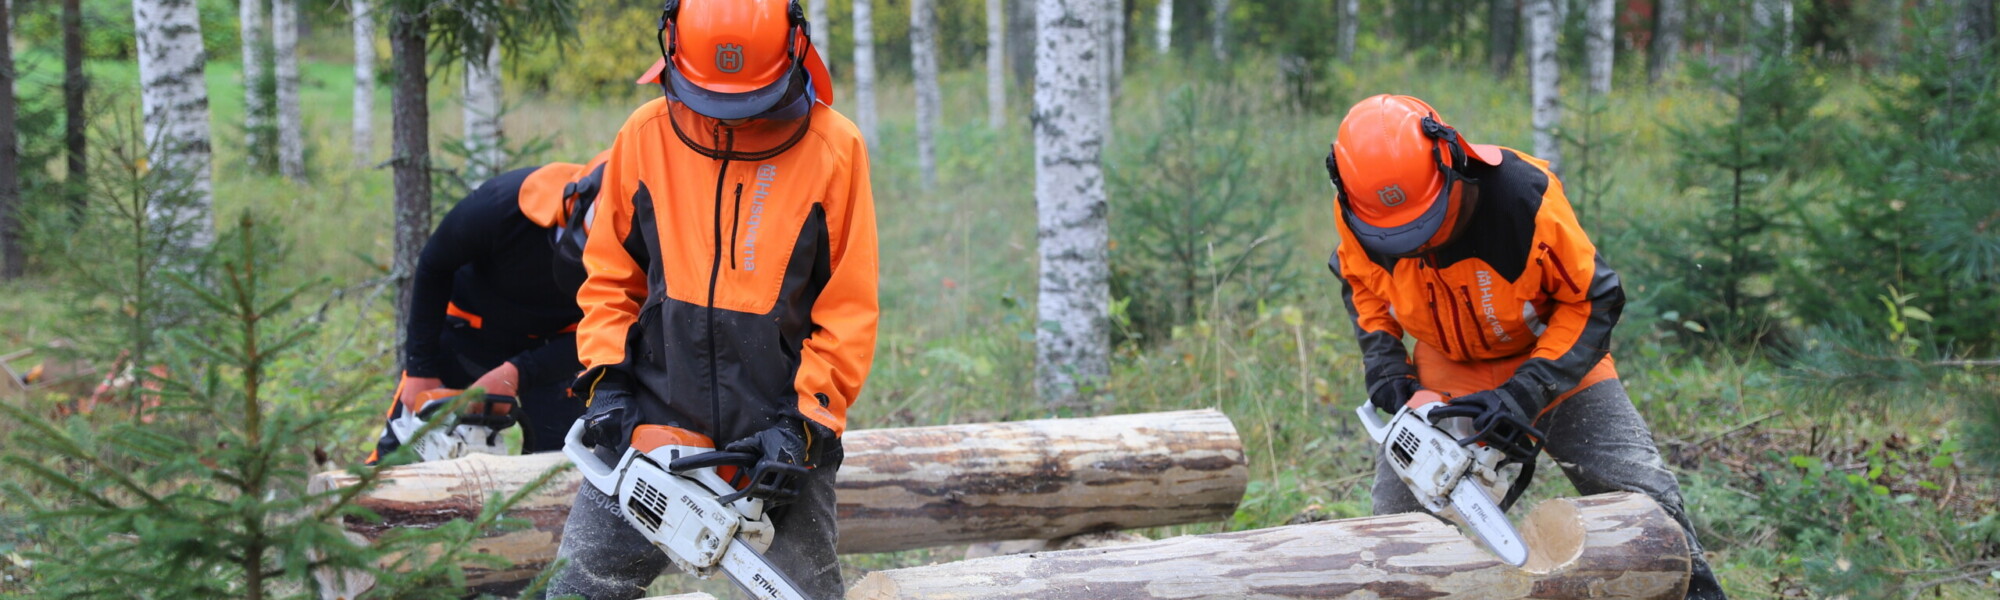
[1355,389,1450,444]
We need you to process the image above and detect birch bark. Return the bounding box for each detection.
[1648,0,1683,84]
[353,0,376,166]
[134,0,215,247]
[1525,0,1561,172]
[911,0,941,190]
[855,0,878,151]
[240,0,270,156]
[273,0,305,180]
[989,0,1007,127]
[1034,0,1109,407]
[1154,0,1171,54]
[462,34,504,183]
[1585,0,1614,95]
[1209,0,1228,61]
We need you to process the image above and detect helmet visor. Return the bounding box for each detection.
[667,61,798,121]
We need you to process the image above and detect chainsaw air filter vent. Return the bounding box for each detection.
[1391,428,1420,469]
[628,478,670,533]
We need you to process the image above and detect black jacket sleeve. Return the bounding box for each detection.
[403,190,507,378]
[507,333,580,390]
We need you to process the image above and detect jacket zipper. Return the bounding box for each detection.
[729,183,744,270]
[1458,285,1494,352]
[1425,282,1453,356]
[707,129,735,437]
[1538,242,1584,294]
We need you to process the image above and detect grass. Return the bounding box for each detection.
[2,43,1995,599]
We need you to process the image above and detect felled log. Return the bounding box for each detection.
[312,409,1246,597]
[845,492,1691,600]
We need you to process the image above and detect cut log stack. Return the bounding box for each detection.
[311,410,1248,597]
[846,492,1691,599]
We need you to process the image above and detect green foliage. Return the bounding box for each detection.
[1794,6,2000,353]
[507,2,660,101]
[1751,441,1987,597]
[1108,85,1295,347]
[13,0,241,61]
[1640,16,1827,349]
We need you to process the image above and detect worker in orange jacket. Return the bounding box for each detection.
[544,1,876,597]
[367,151,610,464]
[1327,95,1725,598]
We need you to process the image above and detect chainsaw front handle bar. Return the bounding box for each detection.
[669,450,760,474]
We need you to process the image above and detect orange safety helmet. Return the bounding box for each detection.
[1327,95,1503,256]
[638,0,835,120]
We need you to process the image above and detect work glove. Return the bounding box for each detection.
[1368,376,1423,414]
[580,388,639,453]
[718,418,814,508]
[1427,387,1544,464]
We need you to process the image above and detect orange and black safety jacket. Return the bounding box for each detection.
[404,157,606,390]
[574,98,878,445]
[1330,148,1623,418]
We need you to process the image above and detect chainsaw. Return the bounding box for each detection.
[384,388,516,462]
[1356,390,1539,566]
[563,420,808,600]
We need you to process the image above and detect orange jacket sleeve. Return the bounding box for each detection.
[791,134,880,437]
[572,127,648,402]
[1503,179,1623,413]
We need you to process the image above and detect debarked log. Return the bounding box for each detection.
[845,492,1691,600]
[311,409,1247,597]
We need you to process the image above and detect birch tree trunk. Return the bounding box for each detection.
[390,12,432,324]
[134,0,215,247]
[1751,0,1794,59]
[352,0,375,167]
[1490,0,1519,77]
[462,34,504,184]
[0,0,20,279]
[1209,0,1228,61]
[808,0,829,63]
[1648,0,1684,84]
[1338,0,1358,61]
[1033,0,1109,407]
[239,0,271,161]
[272,0,306,180]
[1585,0,1614,95]
[988,0,1007,128]
[854,0,878,151]
[1525,0,1561,172]
[1154,0,1171,54]
[911,0,940,191]
[63,0,86,215]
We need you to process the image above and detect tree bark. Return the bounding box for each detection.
[134,0,216,247]
[0,0,19,279]
[1585,0,1614,95]
[846,493,1692,600]
[1208,0,1228,61]
[390,12,432,328]
[1751,0,1794,59]
[462,32,504,184]
[240,0,270,161]
[1034,0,1110,408]
[311,410,1247,597]
[1154,0,1171,55]
[352,0,375,167]
[1525,0,1561,173]
[1648,0,1684,84]
[63,0,86,216]
[988,0,1007,128]
[911,0,940,190]
[853,0,877,152]
[1338,0,1358,61]
[809,0,829,66]
[272,0,305,180]
[1489,0,1518,77]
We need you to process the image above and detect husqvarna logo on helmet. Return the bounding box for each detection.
[716,44,745,73]
[1377,184,1407,207]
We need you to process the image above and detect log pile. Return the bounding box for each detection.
[844,492,1691,599]
[311,409,1247,597]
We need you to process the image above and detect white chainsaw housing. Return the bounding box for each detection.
[386,399,510,462]
[1357,400,1530,566]
[563,421,775,578]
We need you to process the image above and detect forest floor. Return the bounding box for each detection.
[0,49,1995,599]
